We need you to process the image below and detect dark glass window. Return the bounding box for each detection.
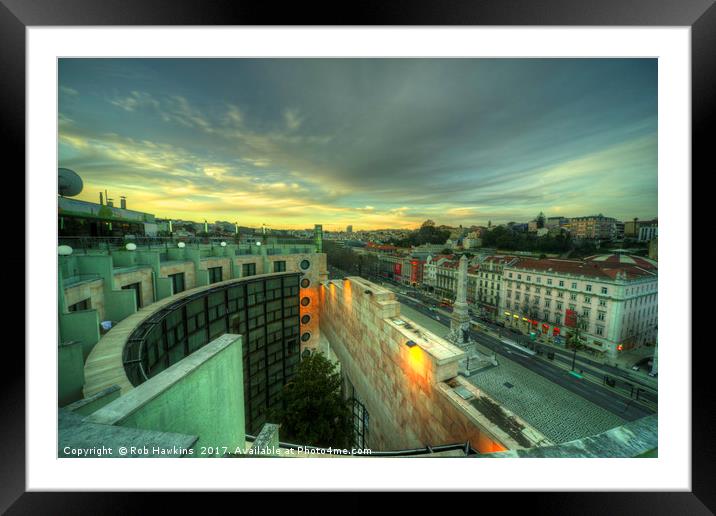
[273,260,286,272]
[300,259,310,270]
[68,298,90,312]
[242,262,257,277]
[122,282,142,309]
[301,297,310,307]
[169,272,185,294]
[301,314,311,325]
[125,274,301,435]
[300,278,310,288]
[208,266,223,284]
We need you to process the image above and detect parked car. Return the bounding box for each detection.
[648,371,657,378]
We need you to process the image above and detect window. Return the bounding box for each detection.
[169,272,185,294]
[571,282,577,289]
[536,277,542,284]
[68,298,90,312]
[273,260,286,272]
[242,263,257,277]
[596,325,604,336]
[601,287,608,294]
[122,282,142,309]
[599,299,607,307]
[547,278,553,285]
[570,293,577,301]
[300,278,310,288]
[301,314,311,325]
[301,332,311,342]
[597,311,606,321]
[559,280,564,287]
[584,296,591,304]
[208,266,223,284]
[300,259,311,270]
[301,297,311,307]
[586,284,592,292]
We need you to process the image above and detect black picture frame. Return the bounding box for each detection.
[3,0,708,512]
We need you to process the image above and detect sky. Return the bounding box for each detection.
[58,58,657,231]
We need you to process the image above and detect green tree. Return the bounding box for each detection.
[272,352,353,448]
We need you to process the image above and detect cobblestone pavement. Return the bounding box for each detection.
[399,303,626,444]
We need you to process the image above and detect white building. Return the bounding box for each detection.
[424,254,454,294]
[638,225,658,242]
[500,254,658,360]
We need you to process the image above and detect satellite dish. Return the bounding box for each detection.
[58,168,83,197]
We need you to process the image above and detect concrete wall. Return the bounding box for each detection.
[113,267,154,307]
[58,340,85,406]
[199,257,232,284]
[63,279,105,319]
[59,309,100,360]
[85,334,245,456]
[319,277,523,453]
[159,261,196,294]
[64,385,121,416]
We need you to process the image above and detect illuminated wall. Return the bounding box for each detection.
[319,276,522,453]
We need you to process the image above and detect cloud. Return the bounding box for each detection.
[60,58,657,228]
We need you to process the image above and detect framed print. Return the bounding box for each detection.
[3,0,710,511]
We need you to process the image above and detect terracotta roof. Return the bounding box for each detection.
[483,255,518,264]
[510,258,656,280]
[584,254,657,270]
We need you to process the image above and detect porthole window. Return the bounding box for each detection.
[301,332,311,342]
[300,297,311,307]
[301,314,311,325]
[302,349,312,358]
[300,278,311,288]
[300,259,310,270]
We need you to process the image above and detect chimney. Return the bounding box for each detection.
[107,198,114,207]
[120,196,127,209]
[99,192,104,205]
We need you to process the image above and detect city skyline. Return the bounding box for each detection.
[59,58,658,230]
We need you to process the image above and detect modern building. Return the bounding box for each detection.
[59,196,158,238]
[500,254,658,359]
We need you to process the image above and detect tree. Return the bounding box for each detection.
[271,352,353,448]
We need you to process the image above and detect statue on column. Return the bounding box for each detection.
[445,255,496,374]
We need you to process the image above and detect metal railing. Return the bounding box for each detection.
[58,236,317,256]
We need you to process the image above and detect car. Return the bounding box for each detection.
[632,364,641,371]
[648,371,657,378]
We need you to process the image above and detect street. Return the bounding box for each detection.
[328,266,656,422]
